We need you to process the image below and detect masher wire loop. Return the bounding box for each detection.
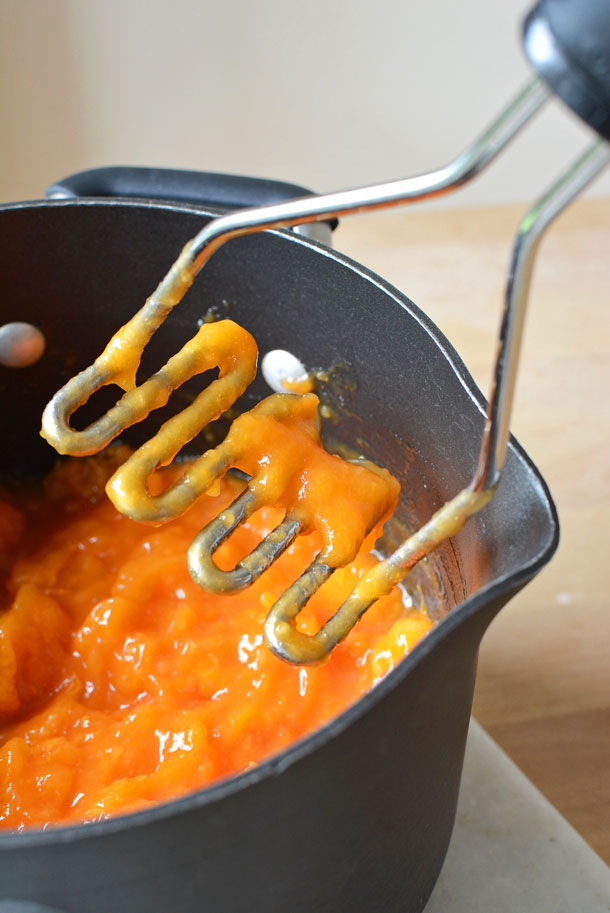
[187,487,303,594]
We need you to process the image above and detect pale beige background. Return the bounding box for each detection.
[1,0,609,207]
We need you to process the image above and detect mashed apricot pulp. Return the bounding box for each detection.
[0,452,432,830]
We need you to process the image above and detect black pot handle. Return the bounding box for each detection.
[46,167,337,242]
[523,0,610,140]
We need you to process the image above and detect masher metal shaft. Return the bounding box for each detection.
[472,138,610,493]
[182,78,549,273]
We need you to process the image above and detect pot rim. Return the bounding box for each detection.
[0,196,559,848]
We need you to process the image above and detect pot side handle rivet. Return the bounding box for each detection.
[0,322,46,368]
[262,349,308,394]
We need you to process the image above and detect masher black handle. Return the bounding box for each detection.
[523,0,610,140]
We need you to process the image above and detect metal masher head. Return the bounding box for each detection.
[41,0,610,663]
[41,283,400,660]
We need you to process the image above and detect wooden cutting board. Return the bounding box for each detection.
[335,197,610,864]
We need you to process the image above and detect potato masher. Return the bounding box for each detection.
[40,0,610,664]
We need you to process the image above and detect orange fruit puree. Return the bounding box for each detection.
[0,450,432,830]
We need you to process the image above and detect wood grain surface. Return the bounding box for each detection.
[335,198,610,864]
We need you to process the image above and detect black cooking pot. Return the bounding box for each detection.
[0,167,558,913]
